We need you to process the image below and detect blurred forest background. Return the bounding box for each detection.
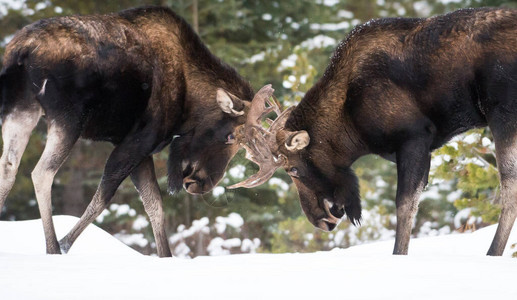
[1,0,517,257]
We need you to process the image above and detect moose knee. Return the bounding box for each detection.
[396,201,419,218]
[500,181,517,210]
[1,147,21,173]
[31,168,55,194]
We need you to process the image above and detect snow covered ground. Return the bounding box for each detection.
[1,216,516,300]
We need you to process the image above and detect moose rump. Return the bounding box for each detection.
[0,14,166,255]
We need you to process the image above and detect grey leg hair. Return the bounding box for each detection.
[130,156,172,257]
[393,138,431,255]
[487,135,517,256]
[59,190,104,254]
[32,120,80,254]
[59,129,156,254]
[0,107,42,215]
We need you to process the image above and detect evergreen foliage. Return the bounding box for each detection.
[1,0,516,257]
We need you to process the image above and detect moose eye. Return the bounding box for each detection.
[225,133,236,144]
[288,167,299,178]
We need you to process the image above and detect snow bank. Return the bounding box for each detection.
[0,215,138,256]
[1,216,516,300]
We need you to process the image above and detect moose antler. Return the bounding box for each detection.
[229,85,293,189]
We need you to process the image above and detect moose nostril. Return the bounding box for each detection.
[184,181,193,190]
[322,199,344,222]
[326,221,337,231]
[317,219,337,231]
[330,203,345,219]
[183,178,197,191]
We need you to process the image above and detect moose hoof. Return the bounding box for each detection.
[46,241,62,255]
[58,238,72,254]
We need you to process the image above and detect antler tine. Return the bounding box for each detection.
[268,106,295,135]
[259,106,276,121]
[228,155,286,189]
[241,143,260,165]
[247,84,275,126]
[268,94,283,116]
[229,84,293,189]
[243,127,273,161]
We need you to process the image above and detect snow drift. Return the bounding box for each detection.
[1,215,516,299]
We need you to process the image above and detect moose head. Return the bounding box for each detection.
[229,92,361,231]
[168,85,279,195]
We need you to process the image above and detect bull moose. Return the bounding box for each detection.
[0,6,269,257]
[232,8,517,255]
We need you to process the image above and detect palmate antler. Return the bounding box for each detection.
[229,86,294,189]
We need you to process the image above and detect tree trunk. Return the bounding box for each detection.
[61,166,86,217]
[192,0,199,33]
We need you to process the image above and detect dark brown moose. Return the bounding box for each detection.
[233,8,517,256]
[0,6,270,257]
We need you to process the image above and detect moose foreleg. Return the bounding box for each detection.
[130,156,172,257]
[393,139,431,255]
[487,132,517,256]
[487,200,517,256]
[59,130,157,253]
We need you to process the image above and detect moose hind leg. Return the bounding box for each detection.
[130,156,172,257]
[0,107,42,214]
[32,121,80,254]
[487,132,517,256]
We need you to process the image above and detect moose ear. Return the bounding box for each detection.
[285,131,310,151]
[216,89,245,116]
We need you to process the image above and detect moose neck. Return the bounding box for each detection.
[180,58,252,130]
[183,58,253,106]
[132,7,253,109]
[176,15,253,128]
[288,73,368,166]
[173,13,253,102]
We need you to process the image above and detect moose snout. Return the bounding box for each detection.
[314,199,345,231]
[183,168,219,195]
[183,178,199,194]
[183,177,211,195]
[322,199,345,220]
[317,219,338,231]
[182,161,205,194]
[325,199,345,219]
